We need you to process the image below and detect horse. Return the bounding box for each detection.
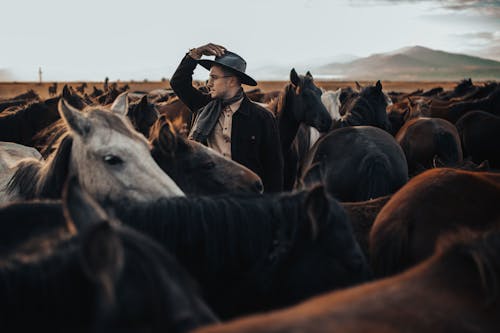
[193,227,500,333]
[332,80,392,132]
[395,117,463,175]
[369,168,500,278]
[299,126,408,202]
[156,96,193,136]
[0,141,42,173]
[127,95,159,138]
[111,185,370,319]
[271,69,332,190]
[0,178,217,332]
[0,99,61,146]
[342,195,392,259]
[75,82,88,94]
[437,78,475,100]
[48,82,58,97]
[149,115,263,195]
[455,111,500,169]
[426,85,500,123]
[1,92,184,205]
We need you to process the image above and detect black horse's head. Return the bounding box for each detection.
[127,95,159,138]
[358,80,391,132]
[288,68,332,132]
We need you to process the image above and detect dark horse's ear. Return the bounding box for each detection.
[62,176,124,305]
[375,80,382,91]
[63,176,108,231]
[158,120,179,155]
[304,185,330,240]
[305,71,313,79]
[290,68,301,87]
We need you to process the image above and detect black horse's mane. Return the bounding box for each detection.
[7,135,73,199]
[114,191,312,280]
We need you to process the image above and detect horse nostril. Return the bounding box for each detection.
[254,180,264,193]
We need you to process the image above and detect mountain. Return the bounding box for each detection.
[315,46,500,80]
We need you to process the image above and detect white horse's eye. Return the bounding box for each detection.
[103,155,123,166]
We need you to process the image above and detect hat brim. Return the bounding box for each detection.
[198,59,257,86]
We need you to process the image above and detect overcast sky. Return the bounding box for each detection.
[1,0,499,81]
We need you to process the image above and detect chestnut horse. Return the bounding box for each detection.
[395,117,463,175]
[370,168,500,277]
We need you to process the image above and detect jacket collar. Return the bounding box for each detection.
[235,95,251,116]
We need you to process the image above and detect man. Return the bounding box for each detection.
[170,43,283,192]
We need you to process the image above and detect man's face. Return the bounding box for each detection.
[207,65,232,99]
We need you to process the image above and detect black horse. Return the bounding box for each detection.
[0,99,61,146]
[455,110,500,168]
[299,126,408,201]
[272,69,332,190]
[0,179,217,332]
[111,185,370,319]
[333,80,391,132]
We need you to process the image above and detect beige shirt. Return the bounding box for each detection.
[207,98,244,158]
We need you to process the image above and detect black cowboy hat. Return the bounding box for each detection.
[197,51,257,86]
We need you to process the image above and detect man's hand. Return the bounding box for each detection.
[188,43,226,60]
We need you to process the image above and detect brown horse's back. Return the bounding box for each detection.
[396,117,463,175]
[369,168,500,277]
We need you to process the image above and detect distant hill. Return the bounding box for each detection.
[315,46,500,80]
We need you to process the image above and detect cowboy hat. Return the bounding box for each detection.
[197,51,257,86]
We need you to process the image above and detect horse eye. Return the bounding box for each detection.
[103,155,123,165]
[203,162,216,169]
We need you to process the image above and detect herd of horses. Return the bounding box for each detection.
[0,72,499,332]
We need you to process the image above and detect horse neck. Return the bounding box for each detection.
[277,85,301,152]
[115,194,304,281]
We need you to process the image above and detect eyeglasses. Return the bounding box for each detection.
[207,74,232,82]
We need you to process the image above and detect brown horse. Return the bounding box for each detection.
[193,227,500,333]
[149,115,264,195]
[156,96,192,136]
[395,117,463,175]
[456,111,500,169]
[342,195,392,259]
[370,168,500,277]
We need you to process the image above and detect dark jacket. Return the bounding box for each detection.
[170,54,284,192]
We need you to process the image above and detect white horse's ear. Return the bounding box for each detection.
[110,92,129,116]
[290,68,300,87]
[59,98,91,137]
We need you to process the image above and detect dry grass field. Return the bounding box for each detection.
[0,80,463,100]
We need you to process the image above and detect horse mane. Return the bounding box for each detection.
[0,218,216,330]
[434,227,500,304]
[115,192,310,280]
[275,83,297,118]
[33,119,67,156]
[7,135,73,199]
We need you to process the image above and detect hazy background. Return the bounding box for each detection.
[1,0,499,81]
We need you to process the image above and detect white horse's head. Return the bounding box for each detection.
[59,92,184,205]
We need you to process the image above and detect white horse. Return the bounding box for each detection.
[1,92,184,205]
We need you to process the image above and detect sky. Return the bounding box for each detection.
[1,0,499,81]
